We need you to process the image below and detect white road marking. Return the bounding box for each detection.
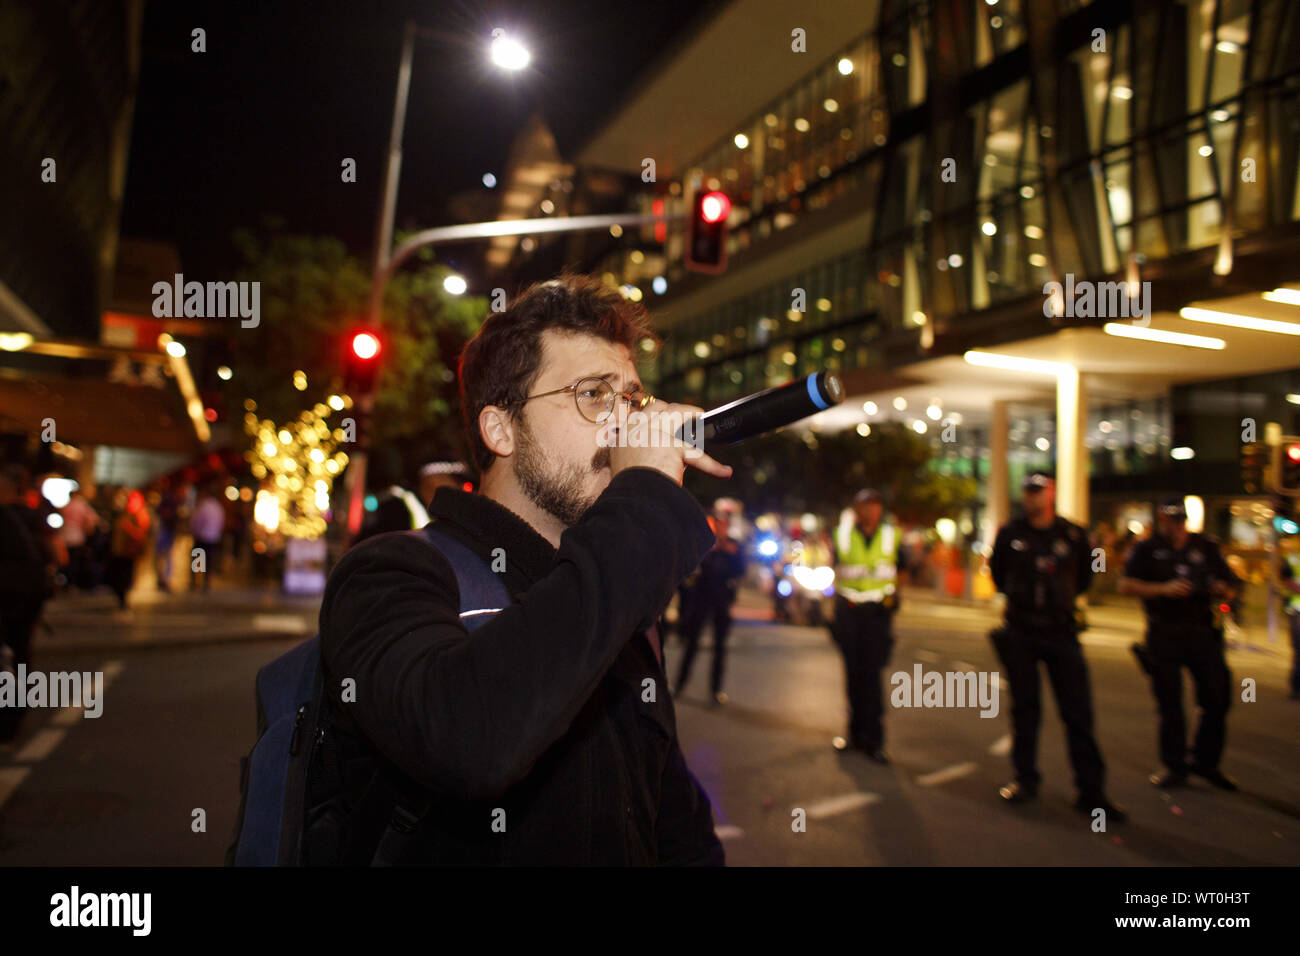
[916,761,979,786]
[51,707,82,727]
[914,649,941,663]
[714,824,745,840]
[989,734,1013,756]
[803,792,881,819]
[252,615,310,634]
[0,767,31,812]
[14,728,66,763]
[952,660,975,672]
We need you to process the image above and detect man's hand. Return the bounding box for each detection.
[606,399,732,486]
[1210,580,1237,600]
[1162,578,1194,598]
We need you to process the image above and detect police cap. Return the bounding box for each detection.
[1022,471,1055,491]
[1157,496,1188,520]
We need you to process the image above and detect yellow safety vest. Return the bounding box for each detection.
[834,521,898,603]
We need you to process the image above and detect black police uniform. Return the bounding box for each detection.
[675,538,746,698]
[990,515,1107,800]
[1123,532,1239,777]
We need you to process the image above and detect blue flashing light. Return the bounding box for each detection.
[758,538,779,557]
[776,579,794,597]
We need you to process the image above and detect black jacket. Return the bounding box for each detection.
[991,515,1091,629]
[317,466,725,865]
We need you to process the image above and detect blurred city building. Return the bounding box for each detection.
[487,0,1300,623]
[0,2,217,489]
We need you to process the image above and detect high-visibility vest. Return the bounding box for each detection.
[834,521,898,603]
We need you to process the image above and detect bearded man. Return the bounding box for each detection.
[318,273,731,865]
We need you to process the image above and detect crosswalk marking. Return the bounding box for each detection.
[14,728,67,763]
[714,824,745,840]
[50,707,82,727]
[916,761,978,786]
[804,792,881,819]
[914,649,941,663]
[252,615,310,634]
[988,734,1013,756]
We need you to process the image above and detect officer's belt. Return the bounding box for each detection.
[836,564,897,579]
[836,583,896,604]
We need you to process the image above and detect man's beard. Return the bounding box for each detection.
[515,417,610,528]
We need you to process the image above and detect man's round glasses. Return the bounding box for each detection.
[514,377,654,424]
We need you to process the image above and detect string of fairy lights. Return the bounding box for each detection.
[243,390,353,539]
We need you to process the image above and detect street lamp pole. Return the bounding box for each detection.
[340,20,424,542]
[371,20,418,320]
[341,26,673,541]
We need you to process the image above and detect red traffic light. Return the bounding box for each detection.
[685,190,731,275]
[352,332,381,360]
[700,191,731,224]
[1286,443,1300,463]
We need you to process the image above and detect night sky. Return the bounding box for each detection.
[120,0,712,280]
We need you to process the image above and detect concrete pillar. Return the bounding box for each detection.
[985,400,1010,546]
[1056,366,1088,526]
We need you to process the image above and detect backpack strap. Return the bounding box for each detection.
[370,523,511,865]
[418,524,511,625]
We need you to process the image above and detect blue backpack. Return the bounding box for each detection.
[228,525,509,866]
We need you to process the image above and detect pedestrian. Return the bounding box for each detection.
[1119,497,1241,790]
[315,273,728,864]
[59,486,100,591]
[674,511,747,704]
[0,466,55,744]
[153,483,181,592]
[829,488,900,763]
[418,460,468,508]
[190,485,225,591]
[106,489,149,611]
[989,472,1125,820]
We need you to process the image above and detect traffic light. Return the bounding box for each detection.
[684,189,731,274]
[1240,441,1268,494]
[1279,437,1300,495]
[344,330,382,396]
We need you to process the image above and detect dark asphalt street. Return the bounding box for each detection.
[1,596,1297,865]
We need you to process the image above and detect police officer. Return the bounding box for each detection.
[1119,497,1241,790]
[829,488,899,763]
[990,472,1124,820]
[674,512,747,705]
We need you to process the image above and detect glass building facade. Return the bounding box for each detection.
[616,0,1300,405]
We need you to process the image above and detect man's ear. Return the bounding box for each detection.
[479,405,516,460]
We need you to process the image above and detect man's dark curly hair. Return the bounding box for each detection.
[458,272,660,474]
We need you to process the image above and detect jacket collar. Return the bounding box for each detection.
[427,487,556,595]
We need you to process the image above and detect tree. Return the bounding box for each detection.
[685,420,978,526]
[228,225,487,489]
